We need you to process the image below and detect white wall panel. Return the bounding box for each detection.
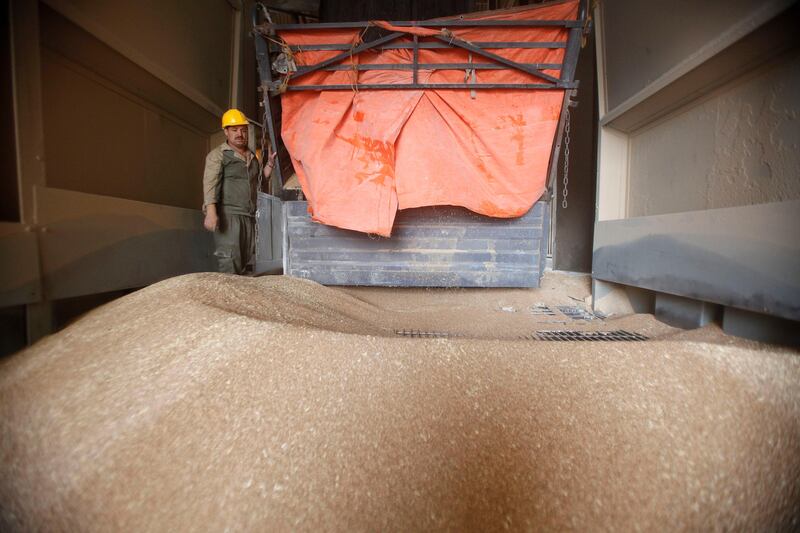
[628,55,800,217]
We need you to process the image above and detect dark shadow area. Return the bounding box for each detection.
[1,2,20,222]
[51,289,136,331]
[0,289,138,358]
[553,25,596,273]
[0,306,26,358]
[320,0,476,22]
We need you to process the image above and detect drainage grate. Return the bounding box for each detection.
[530,304,557,316]
[396,329,454,338]
[528,330,648,341]
[557,306,596,321]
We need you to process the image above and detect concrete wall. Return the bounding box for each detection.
[596,0,797,221]
[628,53,800,217]
[592,0,800,333]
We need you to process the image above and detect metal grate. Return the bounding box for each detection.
[530,304,557,316]
[525,330,648,341]
[557,306,596,321]
[396,329,455,338]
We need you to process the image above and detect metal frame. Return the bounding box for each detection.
[264,20,584,29]
[253,0,587,93]
[251,0,589,194]
[282,42,567,50]
[253,7,286,189]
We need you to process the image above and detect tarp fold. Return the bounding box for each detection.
[279,0,578,236]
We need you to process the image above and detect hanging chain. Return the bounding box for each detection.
[253,110,270,272]
[561,107,571,209]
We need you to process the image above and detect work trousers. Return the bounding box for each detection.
[213,213,255,275]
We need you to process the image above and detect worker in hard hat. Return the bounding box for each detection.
[202,108,276,274]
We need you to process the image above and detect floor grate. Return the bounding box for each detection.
[530,304,557,316]
[396,329,454,338]
[525,330,648,341]
[557,306,597,321]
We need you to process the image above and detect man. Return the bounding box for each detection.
[202,109,276,274]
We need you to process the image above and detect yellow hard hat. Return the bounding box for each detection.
[221,108,248,129]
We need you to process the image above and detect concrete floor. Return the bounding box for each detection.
[1,272,798,531]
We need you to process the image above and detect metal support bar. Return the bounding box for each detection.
[261,20,582,30]
[559,0,588,82]
[254,32,285,190]
[282,83,577,91]
[412,35,419,84]
[291,32,405,79]
[279,41,567,51]
[252,2,269,31]
[560,27,582,82]
[253,26,272,82]
[306,62,563,72]
[433,34,562,85]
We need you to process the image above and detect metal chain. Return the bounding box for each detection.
[260,107,269,195]
[562,107,570,209]
[253,113,269,272]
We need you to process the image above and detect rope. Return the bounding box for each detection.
[440,27,456,45]
[262,34,294,94]
[348,23,374,93]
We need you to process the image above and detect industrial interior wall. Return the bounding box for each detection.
[599,0,798,219]
[592,0,800,327]
[602,0,780,113]
[37,4,232,210]
[628,54,800,217]
[41,0,234,112]
[1,0,252,350]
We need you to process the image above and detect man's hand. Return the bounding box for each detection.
[263,149,277,178]
[204,204,219,232]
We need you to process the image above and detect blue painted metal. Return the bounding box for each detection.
[284,200,550,287]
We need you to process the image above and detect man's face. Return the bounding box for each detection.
[224,125,248,150]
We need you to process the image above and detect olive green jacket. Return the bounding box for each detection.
[202,142,261,217]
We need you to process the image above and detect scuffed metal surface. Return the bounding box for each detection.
[284,201,550,287]
[593,200,800,321]
[255,193,283,274]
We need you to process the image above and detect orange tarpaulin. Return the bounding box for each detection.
[279,0,578,236]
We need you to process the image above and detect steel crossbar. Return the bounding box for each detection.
[277,42,568,51]
[259,20,583,30]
